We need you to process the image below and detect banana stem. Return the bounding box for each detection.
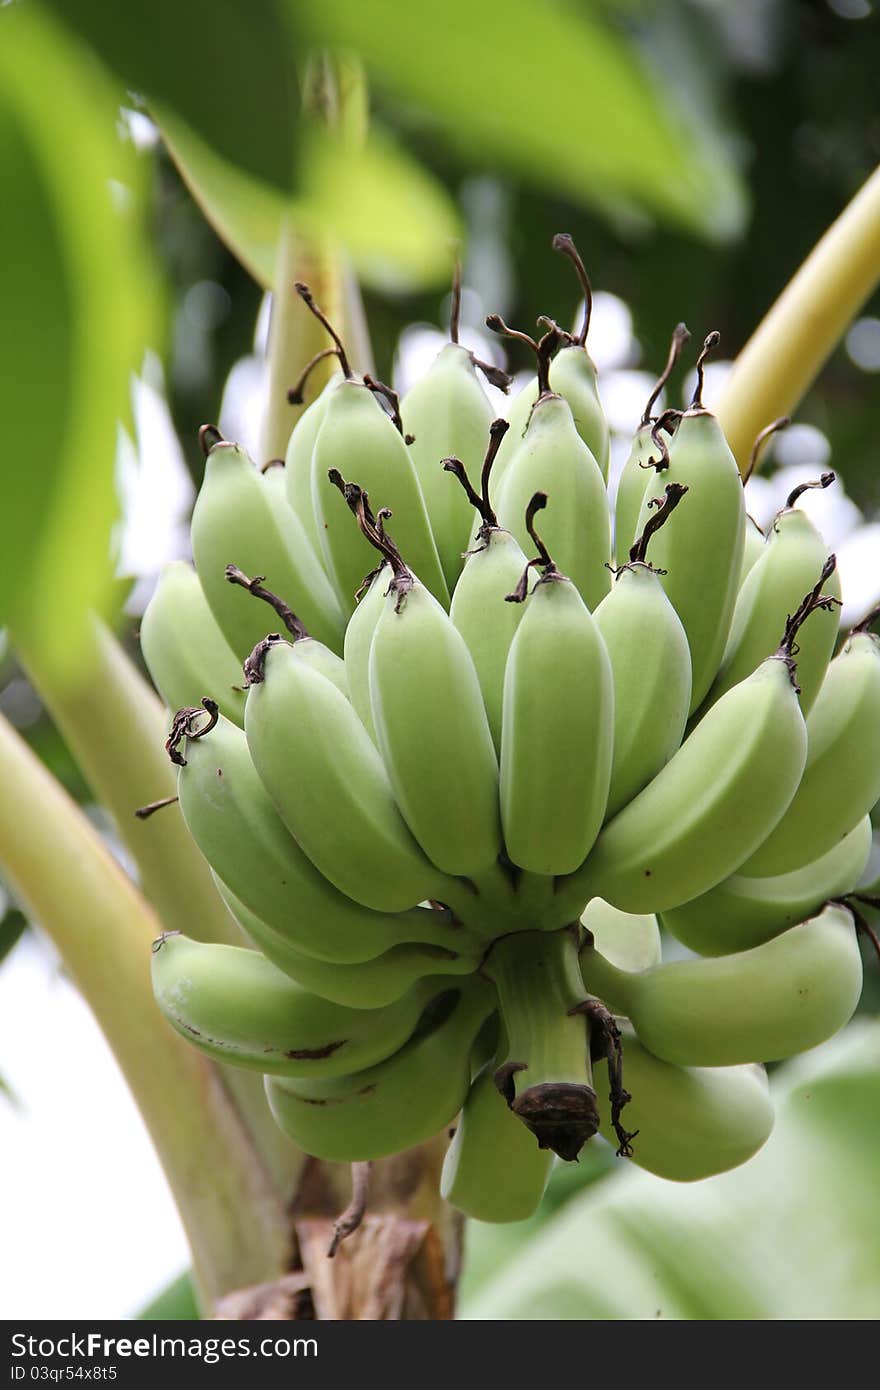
[483,928,598,1161]
[717,164,880,473]
[0,712,297,1310]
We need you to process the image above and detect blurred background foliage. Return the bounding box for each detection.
[2,0,880,1317]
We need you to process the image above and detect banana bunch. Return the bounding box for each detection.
[142,239,877,1228]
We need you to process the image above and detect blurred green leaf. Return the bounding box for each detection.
[45,0,299,193]
[291,0,747,241]
[136,1270,200,1321]
[0,907,27,968]
[159,112,460,292]
[461,1024,880,1319]
[0,4,161,679]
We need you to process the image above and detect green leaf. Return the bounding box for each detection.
[0,4,161,679]
[45,0,299,193]
[460,1023,880,1319]
[158,111,459,292]
[290,0,747,241]
[136,1270,200,1321]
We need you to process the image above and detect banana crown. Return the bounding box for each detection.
[144,254,872,1229]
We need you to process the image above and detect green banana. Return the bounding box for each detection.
[190,429,346,657]
[245,637,460,913]
[559,652,808,916]
[342,561,389,741]
[593,1025,774,1182]
[494,390,611,613]
[446,420,530,754]
[613,323,690,563]
[440,1051,554,1223]
[265,978,496,1162]
[284,370,342,554]
[223,565,348,695]
[702,475,840,718]
[369,567,502,881]
[582,902,863,1066]
[661,815,872,956]
[140,560,246,725]
[500,496,613,875]
[631,335,745,711]
[739,514,766,584]
[740,628,880,878]
[217,880,480,1009]
[400,341,495,590]
[581,898,661,973]
[311,379,448,613]
[174,712,464,961]
[151,931,455,1077]
[594,484,692,819]
[492,235,610,482]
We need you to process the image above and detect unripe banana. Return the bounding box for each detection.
[245,638,458,912]
[342,562,389,741]
[265,978,496,1162]
[450,526,529,755]
[400,343,494,590]
[593,1025,774,1182]
[493,235,610,483]
[440,1053,553,1223]
[582,902,863,1066]
[369,576,502,879]
[500,533,613,875]
[217,881,480,1009]
[632,340,745,710]
[558,655,808,916]
[191,432,346,656]
[495,394,611,612]
[140,561,246,725]
[594,487,692,819]
[661,815,872,957]
[702,482,840,718]
[740,630,880,877]
[581,898,661,972]
[311,380,448,612]
[740,514,766,585]
[284,372,342,552]
[151,932,453,1077]
[613,323,691,562]
[175,713,463,962]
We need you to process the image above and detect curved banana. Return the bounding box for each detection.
[265,978,496,1162]
[217,881,480,1009]
[739,514,766,585]
[191,433,346,657]
[661,815,872,956]
[140,561,246,725]
[151,932,454,1077]
[559,654,807,916]
[593,1025,774,1182]
[594,487,692,819]
[400,342,494,590]
[311,379,448,613]
[369,573,502,879]
[450,525,529,755]
[581,898,661,973]
[740,629,880,877]
[440,1052,553,1223]
[177,711,461,959]
[342,562,389,741]
[500,541,613,876]
[284,372,342,553]
[245,638,461,913]
[632,339,745,710]
[702,485,840,718]
[495,394,611,612]
[582,902,863,1066]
